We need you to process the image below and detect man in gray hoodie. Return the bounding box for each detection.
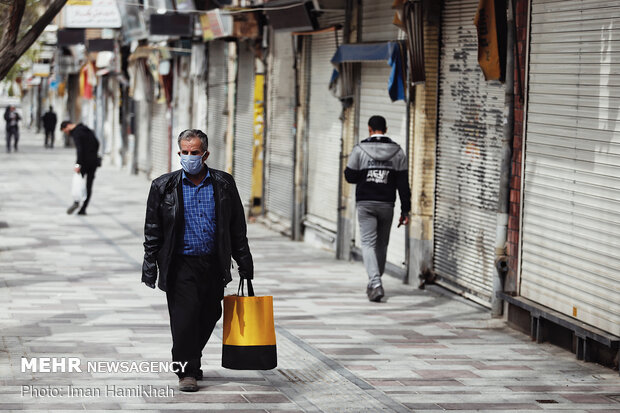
[344,115,411,302]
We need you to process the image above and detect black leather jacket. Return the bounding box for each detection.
[142,168,253,291]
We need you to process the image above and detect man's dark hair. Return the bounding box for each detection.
[368,115,387,133]
[60,120,71,131]
[178,129,209,152]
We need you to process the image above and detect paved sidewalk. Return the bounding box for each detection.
[1,129,619,412]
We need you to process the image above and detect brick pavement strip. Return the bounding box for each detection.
[1,130,620,412]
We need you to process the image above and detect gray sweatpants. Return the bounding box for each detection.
[357,202,394,288]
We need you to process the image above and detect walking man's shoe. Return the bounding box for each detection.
[67,202,80,215]
[178,376,198,392]
[367,285,384,302]
[77,209,87,215]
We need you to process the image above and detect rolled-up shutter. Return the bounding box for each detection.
[433,0,504,305]
[520,0,620,335]
[233,42,256,209]
[150,101,169,178]
[264,30,296,230]
[305,15,344,233]
[361,0,402,42]
[207,41,228,171]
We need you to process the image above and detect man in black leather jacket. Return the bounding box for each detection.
[142,129,253,392]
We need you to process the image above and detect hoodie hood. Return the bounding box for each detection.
[358,137,401,161]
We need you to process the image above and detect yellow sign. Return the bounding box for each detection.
[67,0,92,5]
[250,74,265,216]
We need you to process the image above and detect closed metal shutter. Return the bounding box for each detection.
[356,61,408,270]
[361,0,402,42]
[135,99,151,174]
[264,30,296,228]
[150,101,170,178]
[207,41,228,171]
[192,77,208,132]
[233,43,256,208]
[520,0,620,336]
[191,43,208,133]
[433,0,504,305]
[172,55,192,169]
[306,15,344,231]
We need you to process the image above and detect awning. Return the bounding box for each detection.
[330,41,406,102]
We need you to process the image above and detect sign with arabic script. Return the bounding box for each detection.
[64,0,122,28]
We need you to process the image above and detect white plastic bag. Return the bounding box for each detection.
[71,172,87,202]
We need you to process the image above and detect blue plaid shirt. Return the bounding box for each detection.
[179,169,216,255]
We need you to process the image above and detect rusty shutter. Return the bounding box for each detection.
[433,0,505,305]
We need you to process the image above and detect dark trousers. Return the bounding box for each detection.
[80,167,96,212]
[166,254,223,378]
[45,129,54,148]
[6,128,18,152]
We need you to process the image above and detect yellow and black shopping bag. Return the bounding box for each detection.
[222,279,277,370]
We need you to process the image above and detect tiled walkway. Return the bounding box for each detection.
[1,130,619,412]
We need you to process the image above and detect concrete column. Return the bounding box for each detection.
[336,0,359,260]
[407,6,440,286]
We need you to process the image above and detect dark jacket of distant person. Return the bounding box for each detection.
[70,123,99,170]
[4,107,21,131]
[42,110,57,132]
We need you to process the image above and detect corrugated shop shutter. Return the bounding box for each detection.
[172,55,192,169]
[264,30,296,229]
[191,43,208,133]
[520,0,620,336]
[192,77,208,132]
[433,0,504,305]
[135,99,151,174]
[207,41,228,171]
[305,14,344,232]
[233,43,256,209]
[150,101,170,178]
[355,61,408,270]
[361,0,402,42]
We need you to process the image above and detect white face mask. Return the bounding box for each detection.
[180,154,204,175]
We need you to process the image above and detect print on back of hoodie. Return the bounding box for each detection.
[344,135,411,216]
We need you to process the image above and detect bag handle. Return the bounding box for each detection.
[237,278,255,297]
